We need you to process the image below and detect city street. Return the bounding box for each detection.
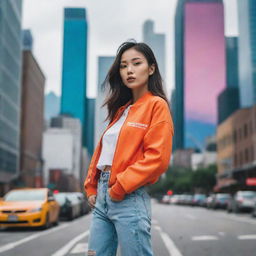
[0,200,256,256]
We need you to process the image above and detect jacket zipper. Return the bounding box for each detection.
[108,106,132,187]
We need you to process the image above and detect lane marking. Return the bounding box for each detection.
[192,236,219,241]
[238,234,256,240]
[152,219,159,225]
[70,243,88,254]
[0,224,69,254]
[51,230,89,256]
[154,225,183,256]
[218,232,226,236]
[184,214,196,220]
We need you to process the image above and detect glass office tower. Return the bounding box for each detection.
[61,8,88,146]
[0,0,23,187]
[184,0,225,148]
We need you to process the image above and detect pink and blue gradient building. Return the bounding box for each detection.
[174,0,225,150]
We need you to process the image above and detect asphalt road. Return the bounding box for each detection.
[0,200,256,256]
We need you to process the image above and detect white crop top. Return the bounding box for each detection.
[96,104,132,171]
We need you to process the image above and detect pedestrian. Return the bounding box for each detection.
[84,40,174,256]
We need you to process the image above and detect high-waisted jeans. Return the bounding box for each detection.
[87,170,153,256]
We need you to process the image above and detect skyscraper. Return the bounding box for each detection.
[238,0,256,107]
[175,0,225,149]
[173,0,186,151]
[61,8,88,146]
[217,37,240,124]
[0,0,23,194]
[22,29,33,51]
[143,20,166,86]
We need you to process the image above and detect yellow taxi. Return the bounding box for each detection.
[0,188,60,229]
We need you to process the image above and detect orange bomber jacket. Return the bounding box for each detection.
[84,91,174,201]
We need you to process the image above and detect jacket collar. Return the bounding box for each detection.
[121,91,153,110]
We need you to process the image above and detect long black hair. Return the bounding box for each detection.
[102,39,169,122]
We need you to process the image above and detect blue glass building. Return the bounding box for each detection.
[238,0,256,107]
[61,8,88,146]
[0,0,23,189]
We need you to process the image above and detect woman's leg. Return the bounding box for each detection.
[107,187,153,256]
[87,207,118,256]
[87,171,118,256]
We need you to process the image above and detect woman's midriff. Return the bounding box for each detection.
[102,165,111,172]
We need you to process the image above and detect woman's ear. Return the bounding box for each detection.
[149,64,155,76]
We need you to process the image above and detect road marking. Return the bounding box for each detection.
[0,224,69,254]
[154,225,183,256]
[217,213,256,226]
[238,234,256,240]
[192,236,219,241]
[218,232,226,236]
[70,243,88,254]
[51,230,89,256]
[152,219,159,225]
[184,214,196,220]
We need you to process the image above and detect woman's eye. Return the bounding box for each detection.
[120,65,126,69]
[134,62,141,65]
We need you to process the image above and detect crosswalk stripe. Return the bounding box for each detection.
[238,234,256,240]
[51,230,89,256]
[70,243,88,254]
[192,236,219,241]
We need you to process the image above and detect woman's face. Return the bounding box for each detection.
[119,48,155,91]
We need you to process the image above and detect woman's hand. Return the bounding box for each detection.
[88,195,97,208]
[108,189,122,202]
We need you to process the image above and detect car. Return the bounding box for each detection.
[161,195,171,204]
[0,188,60,229]
[73,192,90,215]
[192,194,207,207]
[227,191,256,213]
[54,192,81,220]
[211,193,231,209]
[206,194,215,209]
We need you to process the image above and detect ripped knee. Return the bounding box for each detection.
[87,249,96,256]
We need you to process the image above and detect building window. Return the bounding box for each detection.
[245,148,249,162]
[240,151,243,166]
[233,130,237,144]
[249,121,253,134]
[234,153,237,166]
[239,128,242,141]
[244,124,248,138]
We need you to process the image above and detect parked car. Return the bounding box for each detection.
[170,195,180,204]
[211,193,231,209]
[227,191,256,213]
[192,194,207,207]
[0,188,60,229]
[161,195,171,204]
[73,192,90,215]
[206,194,215,209]
[54,192,81,220]
[251,201,256,218]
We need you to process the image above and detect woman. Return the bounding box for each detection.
[84,40,174,256]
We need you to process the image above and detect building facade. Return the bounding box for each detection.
[0,0,23,194]
[60,8,88,147]
[143,20,166,88]
[238,0,256,107]
[20,50,45,188]
[184,0,225,148]
[216,106,256,192]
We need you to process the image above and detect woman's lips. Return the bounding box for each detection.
[127,78,135,83]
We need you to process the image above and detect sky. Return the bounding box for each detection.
[22,0,238,100]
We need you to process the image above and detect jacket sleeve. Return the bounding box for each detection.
[109,101,174,200]
[83,142,100,198]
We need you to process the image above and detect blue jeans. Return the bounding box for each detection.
[88,170,153,256]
